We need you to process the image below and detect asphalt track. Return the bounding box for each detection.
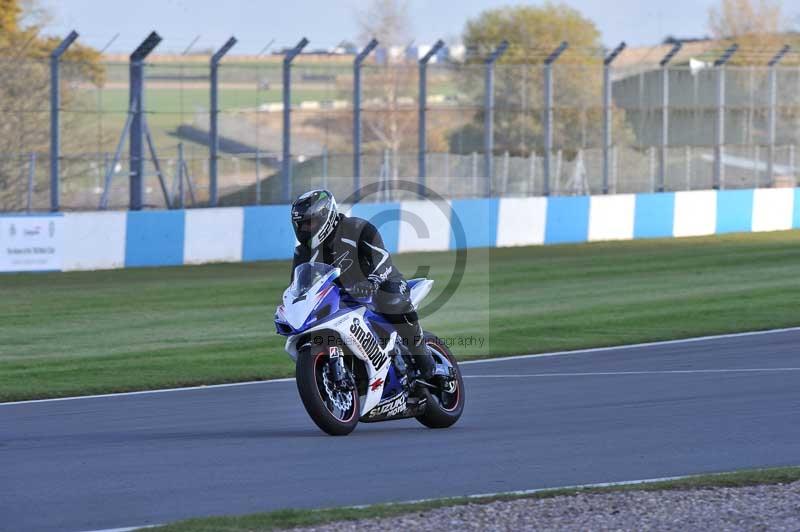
[2,329,800,532]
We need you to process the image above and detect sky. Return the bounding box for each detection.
[38,0,760,55]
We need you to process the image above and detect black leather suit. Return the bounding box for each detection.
[291,214,424,356]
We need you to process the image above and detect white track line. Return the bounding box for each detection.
[462,326,800,365]
[0,378,294,406]
[465,368,800,378]
[77,469,782,532]
[78,526,159,532]
[444,470,776,501]
[3,326,799,407]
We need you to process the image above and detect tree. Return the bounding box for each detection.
[707,0,800,65]
[708,0,782,38]
[356,0,411,47]
[355,0,418,179]
[449,4,633,158]
[0,0,101,210]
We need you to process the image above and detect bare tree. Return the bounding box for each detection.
[356,0,411,48]
[355,0,417,180]
[708,0,783,38]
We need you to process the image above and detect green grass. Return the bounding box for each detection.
[72,87,337,157]
[2,231,800,402]
[94,87,338,115]
[149,466,800,531]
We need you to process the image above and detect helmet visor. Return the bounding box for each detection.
[293,213,324,244]
[297,217,322,235]
[291,189,336,246]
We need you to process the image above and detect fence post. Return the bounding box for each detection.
[26,153,36,213]
[49,30,78,212]
[352,38,379,203]
[658,42,682,192]
[685,146,692,191]
[282,37,309,203]
[753,145,760,185]
[767,45,790,187]
[529,152,536,195]
[602,42,625,195]
[472,151,478,194]
[129,32,162,210]
[255,149,261,205]
[483,40,509,197]
[209,36,237,207]
[418,39,444,197]
[554,149,563,195]
[712,43,738,190]
[611,146,618,192]
[502,150,510,194]
[543,41,568,196]
[177,142,185,209]
[322,146,328,190]
[102,152,109,190]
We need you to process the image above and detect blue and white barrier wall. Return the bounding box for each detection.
[2,187,799,272]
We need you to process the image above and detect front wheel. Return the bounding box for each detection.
[415,332,465,429]
[296,347,360,436]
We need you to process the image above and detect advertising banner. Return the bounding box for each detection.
[0,216,63,272]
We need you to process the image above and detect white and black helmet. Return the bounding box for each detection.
[291,189,339,248]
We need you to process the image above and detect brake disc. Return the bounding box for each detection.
[322,367,353,413]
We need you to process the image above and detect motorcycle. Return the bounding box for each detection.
[275,262,464,435]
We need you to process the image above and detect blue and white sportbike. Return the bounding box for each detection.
[275,262,464,435]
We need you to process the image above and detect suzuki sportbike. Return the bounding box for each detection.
[275,262,464,435]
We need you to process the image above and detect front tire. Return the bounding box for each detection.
[416,332,465,429]
[296,347,360,436]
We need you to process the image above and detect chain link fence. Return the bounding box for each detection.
[1,53,799,211]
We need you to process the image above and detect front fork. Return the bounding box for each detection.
[326,346,354,391]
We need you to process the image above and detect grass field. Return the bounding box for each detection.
[2,231,800,402]
[95,87,337,114]
[72,87,337,158]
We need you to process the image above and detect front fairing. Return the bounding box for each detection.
[275,263,342,335]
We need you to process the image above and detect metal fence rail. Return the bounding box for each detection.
[1,35,799,212]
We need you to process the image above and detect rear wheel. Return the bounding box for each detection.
[415,332,465,429]
[296,347,360,436]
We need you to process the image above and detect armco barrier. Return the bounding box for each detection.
[450,198,499,249]
[63,211,126,270]
[242,205,293,262]
[496,197,547,247]
[545,196,590,244]
[633,192,674,239]
[1,187,798,273]
[795,189,800,229]
[716,189,754,234]
[588,194,635,242]
[125,210,185,267]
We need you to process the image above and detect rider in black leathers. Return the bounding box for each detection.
[290,189,436,379]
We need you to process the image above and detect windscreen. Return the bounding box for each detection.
[288,262,337,298]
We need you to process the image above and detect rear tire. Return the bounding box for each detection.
[415,332,465,429]
[296,347,360,436]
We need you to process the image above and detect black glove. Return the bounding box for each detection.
[350,279,378,298]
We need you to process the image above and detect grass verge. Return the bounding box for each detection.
[149,466,800,531]
[2,231,800,401]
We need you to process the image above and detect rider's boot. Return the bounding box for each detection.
[395,319,435,380]
[412,345,435,380]
[408,327,435,381]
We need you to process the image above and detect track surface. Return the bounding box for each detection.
[2,330,800,532]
